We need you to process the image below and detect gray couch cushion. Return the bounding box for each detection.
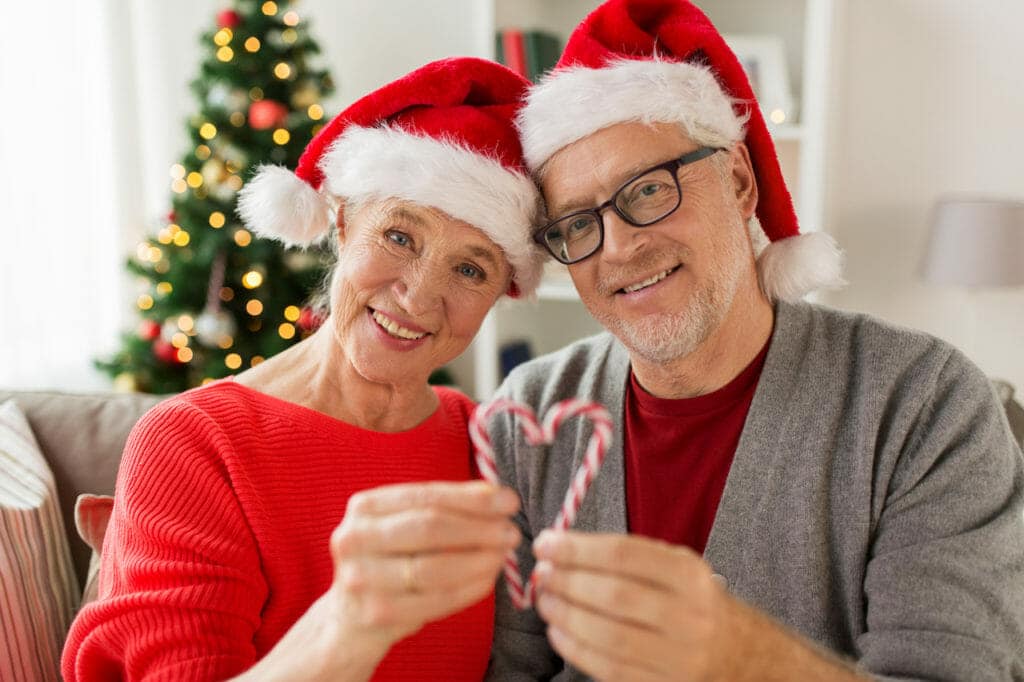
[0,390,163,588]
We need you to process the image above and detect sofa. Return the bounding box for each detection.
[0,389,163,592]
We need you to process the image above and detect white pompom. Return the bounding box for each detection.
[236,165,331,247]
[756,232,846,302]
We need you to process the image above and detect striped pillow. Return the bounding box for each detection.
[0,400,80,682]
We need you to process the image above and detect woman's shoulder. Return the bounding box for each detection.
[432,384,474,411]
[138,380,265,428]
[432,384,476,425]
[125,380,295,466]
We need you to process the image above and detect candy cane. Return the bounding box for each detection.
[469,397,612,610]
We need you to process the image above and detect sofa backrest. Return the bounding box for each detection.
[0,390,164,588]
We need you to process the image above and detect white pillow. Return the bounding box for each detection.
[0,399,80,682]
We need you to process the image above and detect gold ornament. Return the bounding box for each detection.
[291,83,319,109]
[112,373,137,393]
[201,158,227,186]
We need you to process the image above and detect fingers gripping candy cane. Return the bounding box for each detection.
[469,398,612,610]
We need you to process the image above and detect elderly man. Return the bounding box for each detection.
[485,1,1024,680]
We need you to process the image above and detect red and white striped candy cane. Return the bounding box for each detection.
[540,398,613,531]
[469,397,612,610]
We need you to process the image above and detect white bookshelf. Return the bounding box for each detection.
[459,0,838,399]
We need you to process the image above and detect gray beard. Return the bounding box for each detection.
[593,223,749,365]
[597,273,732,364]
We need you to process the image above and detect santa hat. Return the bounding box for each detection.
[517,0,843,301]
[238,57,546,298]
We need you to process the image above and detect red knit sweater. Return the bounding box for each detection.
[62,381,494,681]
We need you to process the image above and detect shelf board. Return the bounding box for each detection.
[535,278,580,301]
[769,123,804,141]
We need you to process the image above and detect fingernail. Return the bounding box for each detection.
[533,530,555,557]
[533,560,552,583]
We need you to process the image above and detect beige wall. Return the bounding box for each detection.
[823,1,1024,390]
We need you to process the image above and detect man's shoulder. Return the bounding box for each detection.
[498,331,624,403]
[783,301,985,395]
[793,300,940,347]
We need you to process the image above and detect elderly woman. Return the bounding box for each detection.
[62,57,547,681]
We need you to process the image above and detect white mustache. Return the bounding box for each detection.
[597,252,688,295]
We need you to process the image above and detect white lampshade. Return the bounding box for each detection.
[921,197,1024,287]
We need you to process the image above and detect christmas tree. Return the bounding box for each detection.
[98,0,334,394]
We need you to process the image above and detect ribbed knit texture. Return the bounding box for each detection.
[62,381,494,681]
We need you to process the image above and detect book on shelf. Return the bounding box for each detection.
[495,29,561,82]
[499,339,534,378]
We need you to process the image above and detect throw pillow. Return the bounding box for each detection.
[0,399,81,682]
[74,494,115,606]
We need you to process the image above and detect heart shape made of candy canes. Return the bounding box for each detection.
[469,397,613,610]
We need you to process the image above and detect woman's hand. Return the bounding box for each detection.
[328,480,521,648]
[233,480,520,682]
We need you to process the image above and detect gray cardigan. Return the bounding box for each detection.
[485,301,1024,681]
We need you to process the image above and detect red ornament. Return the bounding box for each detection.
[297,306,325,331]
[248,99,290,130]
[139,319,161,341]
[217,9,241,28]
[153,339,181,364]
[166,209,177,223]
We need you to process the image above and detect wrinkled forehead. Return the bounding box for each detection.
[353,198,509,267]
[538,121,695,216]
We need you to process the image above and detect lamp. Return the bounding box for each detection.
[921,197,1024,287]
[921,197,1024,445]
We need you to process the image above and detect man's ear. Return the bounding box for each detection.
[730,143,759,221]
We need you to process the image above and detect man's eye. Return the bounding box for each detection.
[386,230,411,247]
[638,182,665,196]
[545,227,565,243]
[567,218,592,233]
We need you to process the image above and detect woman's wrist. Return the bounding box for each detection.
[232,592,391,682]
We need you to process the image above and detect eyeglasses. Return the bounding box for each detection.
[534,146,724,265]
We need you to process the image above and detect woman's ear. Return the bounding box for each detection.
[335,200,348,245]
[730,143,759,221]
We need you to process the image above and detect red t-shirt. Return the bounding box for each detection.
[624,340,770,553]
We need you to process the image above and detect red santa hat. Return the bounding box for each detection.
[238,57,546,298]
[517,0,843,301]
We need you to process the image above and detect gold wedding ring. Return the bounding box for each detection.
[402,555,418,593]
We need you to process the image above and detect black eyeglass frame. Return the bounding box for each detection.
[533,146,725,264]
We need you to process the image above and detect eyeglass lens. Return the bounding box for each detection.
[541,166,681,264]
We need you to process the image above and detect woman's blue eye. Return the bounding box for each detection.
[639,182,663,196]
[458,263,483,279]
[386,230,411,247]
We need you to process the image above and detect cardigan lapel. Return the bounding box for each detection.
[574,334,631,535]
[703,301,811,584]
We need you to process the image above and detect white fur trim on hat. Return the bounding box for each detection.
[756,231,846,302]
[320,125,546,297]
[237,165,332,248]
[517,58,747,172]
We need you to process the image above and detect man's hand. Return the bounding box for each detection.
[531,530,868,682]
